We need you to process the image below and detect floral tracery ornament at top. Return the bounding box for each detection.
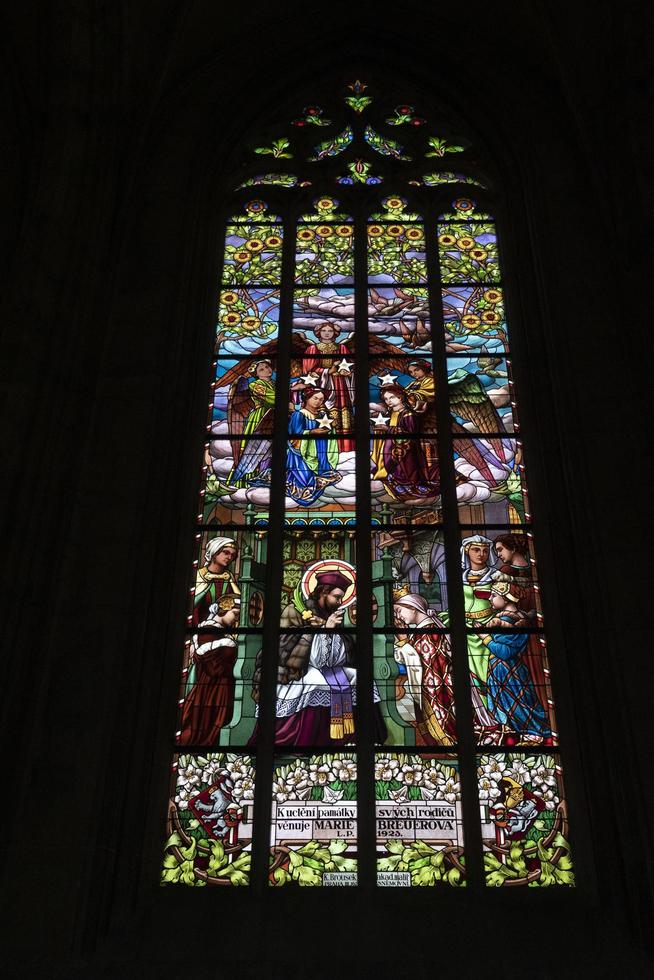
[238,174,313,189]
[364,125,411,160]
[386,104,426,127]
[308,126,354,161]
[426,135,466,157]
[345,79,372,113]
[254,137,293,159]
[337,160,383,185]
[292,105,332,127]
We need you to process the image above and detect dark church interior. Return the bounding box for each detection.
[2,2,653,976]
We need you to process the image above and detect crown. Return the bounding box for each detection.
[392,585,411,601]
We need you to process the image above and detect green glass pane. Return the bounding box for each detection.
[270,753,358,887]
[223,224,283,285]
[447,354,516,433]
[437,221,500,284]
[296,223,354,284]
[162,753,255,887]
[368,223,427,284]
[371,527,448,628]
[478,753,574,887]
[216,287,280,357]
[373,632,455,747]
[376,752,465,887]
[441,285,508,354]
[453,436,530,524]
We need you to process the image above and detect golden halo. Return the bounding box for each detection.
[300,559,357,607]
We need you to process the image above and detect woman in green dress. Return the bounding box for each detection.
[228,359,276,487]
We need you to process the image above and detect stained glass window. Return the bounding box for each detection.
[161,81,574,890]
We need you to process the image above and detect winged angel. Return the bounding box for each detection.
[211,289,514,507]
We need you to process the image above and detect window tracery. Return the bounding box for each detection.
[160,79,574,890]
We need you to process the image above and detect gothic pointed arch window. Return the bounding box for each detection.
[160,79,574,890]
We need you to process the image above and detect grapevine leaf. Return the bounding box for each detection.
[447,867,462,886]
[297,865,322,886]
[412,865,437,886]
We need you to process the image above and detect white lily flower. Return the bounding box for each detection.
[332,758,357,782]
[232,776,255,802]
[309,762,331,785]
[436,774,461,804]
[481,757,506,782]
[478,775,501,804]
[398,763,423,786]
[174,786,193,811]
[177,763,202,788]
[506,759,529,783]
[375,757,399,781]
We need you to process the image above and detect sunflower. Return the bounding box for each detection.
[385,197,404,210]
[368,225,384,237]
[482,310,501,324]
[316,197,335,212]
[483,289,502,304]
[233,250,252,263]
[316,225,334,237]
[335,225,353,237]
[297,228,315,241]
[241,316,261,332]
[456,236,475,250]
[406,227,424,241]
[461,314,481,329]
[470,248,488,261]
[245,238,264,253]
[438,233,456,247]
[265,234,282,249]
[220,291,238,305]
[222,311,242,326]
[386,224,404,237]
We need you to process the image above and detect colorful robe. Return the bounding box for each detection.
[192,568,240,627]
[411,627,457,745]
[302,341,354,451]
[286,409,339,505]
[229,376,275,486]
[371,409,440,502]
[484,628,552,740]
[179,634,238,745]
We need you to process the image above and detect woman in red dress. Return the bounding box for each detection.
[179,597,241,746]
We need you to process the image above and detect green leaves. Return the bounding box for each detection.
[412,864,439,886]
[206,840,227,875]
[345,95,372,113]
[161,827,251,887]
[278,838,356,886]
[308,127,353,161]
[377,838,464,887]
[272,867,291,886]
[426,136,466,157]
[222,852,251,886]
[364,125,411,161]
[160,851,197,886]
[378,854,403,872]
[255,137,292,159]
[483,829,575,887]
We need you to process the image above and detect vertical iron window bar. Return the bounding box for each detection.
[250,204,297,891]
[425,194,485,890]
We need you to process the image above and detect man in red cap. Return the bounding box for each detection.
[251,563,386,745]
